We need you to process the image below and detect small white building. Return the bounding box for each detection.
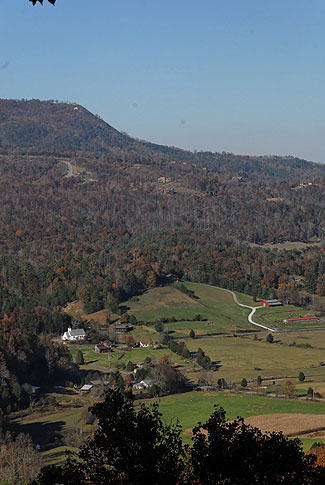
[79,384,93,394]
[133,379,153,390]
[62,327,86,341]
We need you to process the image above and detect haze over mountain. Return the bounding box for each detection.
[1,98,325,181]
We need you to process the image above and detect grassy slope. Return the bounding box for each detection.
[128,283,251,334]
[69,345,193,371]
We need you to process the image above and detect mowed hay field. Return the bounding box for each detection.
[127,283,252,334]
[244,414,325,438]
[186,333,325,382]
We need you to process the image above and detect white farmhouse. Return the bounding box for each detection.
[62,327,86,341]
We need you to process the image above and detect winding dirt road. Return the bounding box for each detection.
[212,285,275,332]
[62,159,73,177]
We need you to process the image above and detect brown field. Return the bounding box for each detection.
[185,413,325,439]
[63,300,109,325]
[244,414,325,438]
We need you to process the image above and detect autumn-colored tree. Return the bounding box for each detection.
[316,276,325,296]
[159,354,171,367]
[125,335,136,349]
[281,379,295,396]
[124,373,133,389]
[309,444,325,467]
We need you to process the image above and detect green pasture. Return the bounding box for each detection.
[145,391,325,444]
[254,305,325,330]
[11,401,92,450]
[42,446,78,465]
[127,283,251,334]
[69,344,193,371]
[300,438,325,452]
[186,334,325,382]
[277,329,325,350]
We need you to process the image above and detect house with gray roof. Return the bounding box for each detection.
[62,327,86,341]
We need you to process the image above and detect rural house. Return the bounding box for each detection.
[139,339,150,348]
[133,378,153,390]
[94,343,109,353]
[62,327,86,341]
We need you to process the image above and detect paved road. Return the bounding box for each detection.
[210,285,275,332]
[86,364,131,375]
[62,160,73,177]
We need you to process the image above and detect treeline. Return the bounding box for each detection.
[0,311,79,414]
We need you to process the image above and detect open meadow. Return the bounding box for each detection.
[127,283,252,335]
[254,305,325,331]
[145,391,325,448]
[69,344,194,371]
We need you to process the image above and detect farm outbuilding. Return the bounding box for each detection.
[283,316,318,324]
[261,299,283,307]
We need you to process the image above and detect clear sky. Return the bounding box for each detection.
[2,0,325,162]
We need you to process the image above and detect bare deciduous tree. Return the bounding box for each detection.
[0,433,42,484]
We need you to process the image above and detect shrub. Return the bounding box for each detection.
[74,350,84,365]
[266,333,274,344]
[298,371,305,382]
[241,378,247,388]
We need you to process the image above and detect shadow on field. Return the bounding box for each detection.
[11,419,66,448]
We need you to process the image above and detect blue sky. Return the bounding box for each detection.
[2,0,325,161]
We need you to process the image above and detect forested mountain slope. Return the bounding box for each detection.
[1,98,325,180]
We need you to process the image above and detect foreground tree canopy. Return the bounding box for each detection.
[34,388,325,485]
[30,0,56,5]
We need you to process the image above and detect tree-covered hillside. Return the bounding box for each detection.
[1,99,325,181]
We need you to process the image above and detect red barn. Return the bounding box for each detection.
[261,299,283,307]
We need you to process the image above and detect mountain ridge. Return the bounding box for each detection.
[0,98,324,181]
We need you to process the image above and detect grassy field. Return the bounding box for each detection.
[69,344,193,371]
[11,390,95,465]
[152,391,325,424]
[254,305,325,330]
[15,389,325,465]
[144,391,325,448]
[186,333,325,383]
[127,283,252,335]
[42,446,78,465]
